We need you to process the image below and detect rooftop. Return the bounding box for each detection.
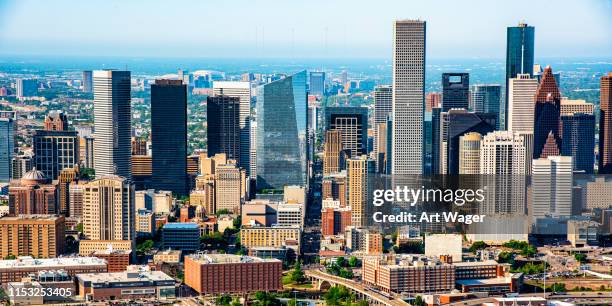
[155,249,182,256]
[188,254,280,264]
[456,276,512,286]
[163,222,199,229]
[453,260,499,267]
[0,256,106,270]
[76,269,174,284]
[0,214,62,221]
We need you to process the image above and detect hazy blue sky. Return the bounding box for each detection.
[0,0,610,59]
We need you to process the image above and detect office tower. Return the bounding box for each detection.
[431,108,442,174]
[531,156,573,219]
[505,23,535,129]
[82,176,135,243]
[561,113,595,173]
[8,169,57,215]
[82,71,93,93]
[131,137,148,156]
[459,132,482,174]
[69,181,86,218]
[560,98,594,116]
[585,177,612,210]
[256,71,308,190]
[15,79,38,99]
[507,74,538,133]
[249,119,257,177]
[600,73,612,173]
[471,84,501,128]
[0,118,14,182]
[151,79,188,195]
[44,112,68,131]
[0,215,65,259]
[441,73,469,111]
[33,116,79,179]
[480,131,529,214]
[392,20,425,175]
[324,107,368,157]
[162,223,200,251]
[374,85,393,124]
[374,123,388,173]
[534,64,561,85]
[57,166,79,216]
[346,155,374,228]
[309,71,326,96]
[323,130,343,175]
[93,70,131,179]
[533,67,561,159]
[206,95,240,161]
[215,164,243,213]
[425,92,442,113]
[11,155,33,180]
[440,109,496,175]
[213,81,251,175]
[80,136,95,168]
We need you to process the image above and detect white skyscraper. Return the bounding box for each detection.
[507,74,538,133]
[531,156,573,219]
[93,70,132,179]
[213,81,251,176]
[392,20,425,175]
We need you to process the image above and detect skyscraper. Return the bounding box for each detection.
[207,95,240,161]
[33,113,79,180]
[82,176,135,243]
[505,23,535,130]
[599,73,612,174]
[82,70,93,93]
[151,79,188,195]
[324,107,368,157]
[471,84,501,128]
[458,132,482,175]
[16,79,38,99]
[213,81,251,175]
[215,163,243,213]
[0,118,14,182]
[507,74,538,134]
[441,73,469,111]
[347,155,375,228]
[309,71,326,96]
[392,20,426,175]
[256,71,308,190]
[93,70,132,179]
[561,113,595,174]
[425,92,442,113]
[531,156,573,219]
[323,130,343,175]
[374,85,393,125]
[533,67,561,159]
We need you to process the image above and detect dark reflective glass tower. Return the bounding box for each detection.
[562,113,595,174]
[441,73,469,111]
[256,71,308,191]
[505,23,534,129]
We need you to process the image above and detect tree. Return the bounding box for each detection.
[253,291,280,306]
[497,251,515,264]
[336,256,346,267]
[290,260,305,284]
[348,256,359,267]
[338,268,354,279]
[574,253,587,264]
[216,294,232,305]
[550,283,566,292]
[469,241,488,254]
[4,254,16,260]
[413,295,427,306]
[287,299,297,306]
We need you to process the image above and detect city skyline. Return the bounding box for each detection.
[0,0,611,59]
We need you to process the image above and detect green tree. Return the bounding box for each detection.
[348,256,358,267]
[338,268,354,279]
[4,254,16,260]
[324,286,355,306]
[287,299,297,306]
[550,283,567,292]
[253,291,280,306]
[574,253,587,263]
[216,294,232,305]
[336,256,346,267]
[469,241,488,254]
[497,251,515,264]
[413,295,427,306]
[290,260,305,284]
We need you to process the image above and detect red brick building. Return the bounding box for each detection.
[184,254,282,294]
[321,207,351,236]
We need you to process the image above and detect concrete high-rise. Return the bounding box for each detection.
[441,73,469,111]
[151,79,188,195]
[0,118,14,182]
[533,67,562,159]
[599,73,612,174]
[324,107,368,157]
[392,20,426,175]
[346,155,375,228]
[425,92,441,113]
[323,130,344,175]
[507,74,538,133]
[93,70,131,179]
[82,176,135,243]
[471,84,501,128]
[256,71,308,191]
[215,163,243,213]
[505,23,535,130]
[207,95,240,161]
[531,156,573,219]
[561,113,595,174]
[213,81,251,175]
[374,85,393,125]
[0,215,65,259]
[459,132,482,174]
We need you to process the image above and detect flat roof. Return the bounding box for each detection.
[456,277,512,286]
[0,214,61,221]
[163,222,199,229]
[0,256,106,270]
[77,270,173,283]
[188,254,280,264]
[453,260,499,267]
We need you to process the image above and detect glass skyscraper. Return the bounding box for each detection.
[561,113,595,174]
[0,118,14,182]
[471,84,501,129]
[505,23,534,130]
[256,71,308,191]
[441,73,469,111]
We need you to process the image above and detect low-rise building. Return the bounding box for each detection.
[184,254,282,294]
[162,223,200,252]
[136,208,155,237]
[153,249,182,264]
[240,225,301,256]
[92,249,131,272]
[0,256,107,283]
[79,240,133,256]
[567,219,600,247]
[425,234,463,262]
[76,265,175,302]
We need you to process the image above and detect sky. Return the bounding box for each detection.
[0,0,610,59]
